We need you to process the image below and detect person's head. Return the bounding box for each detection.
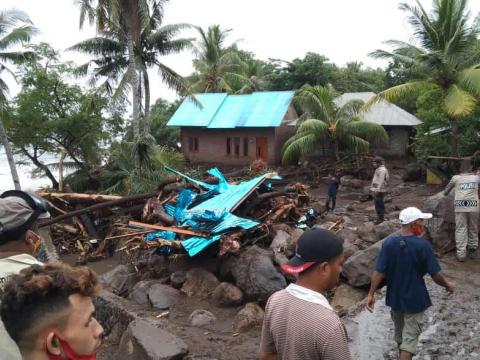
[0,190,50,257]
[399,207,432,237]
[372,156,384,169]
[0,262,103,360]
[281,229,344,291]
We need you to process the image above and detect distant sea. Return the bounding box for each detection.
[0,150,57,193]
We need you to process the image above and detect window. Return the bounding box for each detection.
[188,137,199,152]
[234,137,240,156]
[226,137,231,155]
[193,137,199,152]
[188,137,193,152]
[243,137,249,156]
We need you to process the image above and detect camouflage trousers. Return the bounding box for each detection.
[455,212,479,258]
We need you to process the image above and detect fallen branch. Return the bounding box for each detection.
[128,220,209,237]
[38,192,123,203]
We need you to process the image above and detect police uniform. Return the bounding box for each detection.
[445,174,480,259]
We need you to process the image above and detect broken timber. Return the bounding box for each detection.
[128,221,209,237]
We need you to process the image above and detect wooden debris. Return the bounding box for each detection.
[128,221,209,237]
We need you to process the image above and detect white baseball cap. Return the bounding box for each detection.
[399,207,432,224]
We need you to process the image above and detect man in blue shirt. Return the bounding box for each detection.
[325,172,340,212]
[366,207,454,360]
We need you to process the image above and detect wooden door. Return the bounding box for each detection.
[256,137,268,163]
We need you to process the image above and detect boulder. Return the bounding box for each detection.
[101,265,137,296]
[332,284,367,313]
[147,283,181,310]
[272,251,289,266]
[424,190,456,253]
[233,303,265,332]
[118,319,188,359]
[342,239,385,287]
[269,230,290,250]
[375,220,399,240]
[189,309,217,328]
[336,227,360,260]
[212,282,244,307]
[129,280,155,305]
[289,229,304,245]
[170,271,186,289]
[271,223,294,235]
[220,246,286,302]
[181,268,219,299]
[341,175,365,189]
[403,162,424,182]
[357,222,379,244]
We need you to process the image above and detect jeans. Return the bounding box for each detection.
[325,194,336,211]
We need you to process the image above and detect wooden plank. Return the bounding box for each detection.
[128,220,209,237]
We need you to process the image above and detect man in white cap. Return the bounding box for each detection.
[367,207,454,360]
[444,169,480,261]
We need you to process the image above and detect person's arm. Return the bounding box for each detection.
[431,272,454,293]
[259,298,277,359]
[366,271,386,312]
[444,176,456,196]
[322,323,352,360]
[259,352,277,360]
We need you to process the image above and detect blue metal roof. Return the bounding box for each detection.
[167,91,294,128]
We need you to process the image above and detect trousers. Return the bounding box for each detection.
[325,194,336,211]
[455,212,479,258]
[374,192,385,220]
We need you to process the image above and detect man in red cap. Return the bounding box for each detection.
[260,228,351,360]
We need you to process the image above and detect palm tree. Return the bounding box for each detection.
[70,13,191,137]
[282,85,388,163]
[78,0,165,173]
[0,10,37,190]
[370,0,480,157]
[230,59,268,94]
[188,25,242,93]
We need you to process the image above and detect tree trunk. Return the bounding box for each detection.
[23,150,59,189]
[143,69,151,136]
[59,148,66,192]
[0,117,21,190]
[449,118,459,158]
[123,0,142,175]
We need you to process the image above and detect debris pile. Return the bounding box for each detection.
[38,166,313,265]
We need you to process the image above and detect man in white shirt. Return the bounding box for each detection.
[371,157,390,224]
[444,169,480,261]
[260,229,351,360]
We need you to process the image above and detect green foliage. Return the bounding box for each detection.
[7,43,124,188]
[149,98,181,147]
[282,85,388,163]
[413,88,480,160]
[371,0,480,156]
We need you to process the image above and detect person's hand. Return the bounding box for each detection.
[366,293,375,312]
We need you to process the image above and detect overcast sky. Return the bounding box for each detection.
[2,0,480,103]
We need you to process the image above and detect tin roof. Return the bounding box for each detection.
[334,92,422,127]
[167,91,295,128]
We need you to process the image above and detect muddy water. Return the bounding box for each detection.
[347,254,480,359]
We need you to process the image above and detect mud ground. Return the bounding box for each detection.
[89,163,480,359]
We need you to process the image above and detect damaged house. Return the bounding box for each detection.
[334,92,422,157]
[167,91,297,166]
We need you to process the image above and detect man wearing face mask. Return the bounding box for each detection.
[0,190,53,359]
[366,207,454,360]
[0,262,104,360]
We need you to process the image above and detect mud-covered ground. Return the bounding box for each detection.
[347,254,480,359]
[92,163,480,359]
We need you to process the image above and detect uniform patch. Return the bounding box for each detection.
[459,183,477,190]
[454,200,478,207]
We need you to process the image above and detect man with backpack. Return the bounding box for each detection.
[367,207,454,360]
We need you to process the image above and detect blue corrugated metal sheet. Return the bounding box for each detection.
[167,91,294,128]
[167,93,227,127]
[237,91,294,128]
